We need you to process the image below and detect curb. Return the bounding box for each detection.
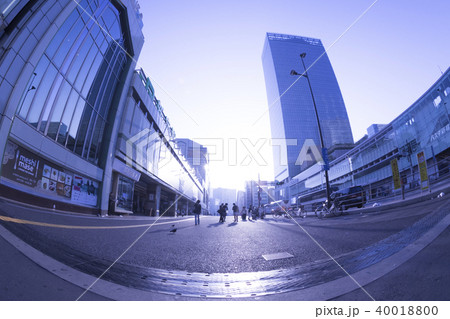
[352,183,450,215]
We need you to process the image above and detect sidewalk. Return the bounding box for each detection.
[296,181,450,218]
[331,227,450,301]
[0,195,197,222]
[0,234,110,301]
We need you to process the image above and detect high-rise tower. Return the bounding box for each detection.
[262,33,354,181]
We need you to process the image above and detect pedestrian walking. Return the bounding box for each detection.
[194,200,201,225]
[218,203,224,222]
[253,205,259,220]
[248,205,253,220]
[232,203,239,222]
[297,206,306,218]
[260,205,265,219]
[224,203,228,222]
[240,206,247,221]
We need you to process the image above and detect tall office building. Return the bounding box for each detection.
[244,180,271,208]
[175,138,208,184]
[262,33,354,182]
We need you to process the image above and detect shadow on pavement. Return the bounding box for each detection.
[207,222,226,228]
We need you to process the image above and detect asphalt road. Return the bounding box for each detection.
[0,197,443,272]
[0,195,449,300]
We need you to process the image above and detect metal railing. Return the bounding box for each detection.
[297,155,450,214]
[361,155,450,208]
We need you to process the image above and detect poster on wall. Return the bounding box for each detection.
[417,151,429,190]
[71,174,99,206]
[1,140,97,206]
[1,140,40,187]
[390,158,401,190]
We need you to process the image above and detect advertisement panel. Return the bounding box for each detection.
[1,140,98,206]
[390,158,401,190]
[71,174,99,206]
[416,151,429,190]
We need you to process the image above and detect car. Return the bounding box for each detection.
[331,186,366,210]
[296,186,339,213]
[265,200,290,215]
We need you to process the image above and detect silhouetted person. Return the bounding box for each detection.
[224,203,228,222]
[240,206,247,221]
[232,203,239,222]
[248,205,253,220]
[194,200,201,225]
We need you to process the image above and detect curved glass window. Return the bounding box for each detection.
[17,0,129,165]
[17,57,50,118]
[57,89,79,145]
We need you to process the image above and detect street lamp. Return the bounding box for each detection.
[18,85,36,115]
[291,52,332,207]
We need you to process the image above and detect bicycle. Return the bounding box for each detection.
[272,209,288,218]
[316,199,342,219]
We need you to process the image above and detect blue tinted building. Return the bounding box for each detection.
[262,33,354,182]
[115,69,206,216]
[0,0,206,216]
[0,0,144,213]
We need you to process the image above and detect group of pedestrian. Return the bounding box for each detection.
[217,203,228,222]
[191,200,267,226]
[217,203,264,223]
[247,204,265,220]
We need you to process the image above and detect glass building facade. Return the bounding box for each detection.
[0,0,206,216]
[0,0,206,215]
[262,33,354,181]
[114,69,205,215]
[16,0,128,165]
[0,0,144,213]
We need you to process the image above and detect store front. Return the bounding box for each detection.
[1,139,100,211]
[110,158,141,214]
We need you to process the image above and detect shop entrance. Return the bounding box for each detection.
[133,181,147,215]
[160,189,176,216]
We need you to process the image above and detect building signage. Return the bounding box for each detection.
[2,143,40,187]
[1,140,98,206]
[416,151,429,190]
[430,123,450,143]
[390,158,401,190]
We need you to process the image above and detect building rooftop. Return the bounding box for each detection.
[266,32,322,46]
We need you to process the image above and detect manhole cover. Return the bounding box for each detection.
[262,252,294,261]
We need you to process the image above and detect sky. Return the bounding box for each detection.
[135,0,450,190]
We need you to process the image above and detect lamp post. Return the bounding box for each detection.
[291,52,332,207]
[19,72,37,114]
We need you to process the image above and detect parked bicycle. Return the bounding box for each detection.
[272,208,288,218]
[315,198,342,219]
